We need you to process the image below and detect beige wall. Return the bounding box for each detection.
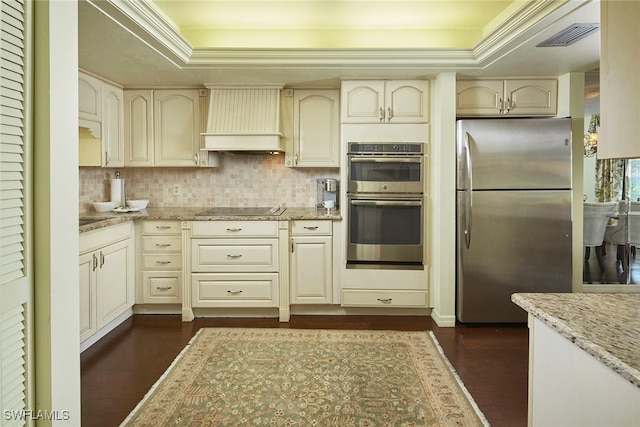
[80,155,339,213]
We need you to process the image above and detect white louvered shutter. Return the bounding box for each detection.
[1,0,32,423]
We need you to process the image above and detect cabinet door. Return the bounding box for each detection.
[79,72,102,122]
[505,79,557,116]
[456,80,504,116]
[385,81,429,123]
[293,90,340,167]
[79,251,97,342]
[290,236,332,304]
[97,238,133,328]
[124,90,154,166]
[102,82,124,167]
[341,81,385,123]
[154,89,199,167]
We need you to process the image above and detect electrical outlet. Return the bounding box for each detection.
[172,184,180,196]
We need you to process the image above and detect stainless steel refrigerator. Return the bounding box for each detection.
[456,118,573,323]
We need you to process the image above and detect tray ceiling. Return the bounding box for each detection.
[79,0,600,87]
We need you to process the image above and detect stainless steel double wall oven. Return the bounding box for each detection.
[346,142,425,269]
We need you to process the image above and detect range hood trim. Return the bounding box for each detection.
[202,84,285,153]
[201,133,284,152]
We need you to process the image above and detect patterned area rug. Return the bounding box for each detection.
[121,328,489,426]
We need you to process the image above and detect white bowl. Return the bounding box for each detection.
[93,201,118,212]
[126,199,149,209]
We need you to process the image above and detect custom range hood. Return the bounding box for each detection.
[201,84,284,153]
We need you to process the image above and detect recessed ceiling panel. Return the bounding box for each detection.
[152,0,515,48]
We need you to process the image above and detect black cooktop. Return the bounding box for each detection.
[195,206,285,216]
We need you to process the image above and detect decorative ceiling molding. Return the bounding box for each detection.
[85,0,592,72]
[87,0,193,66]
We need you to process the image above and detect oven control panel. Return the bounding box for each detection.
[348,142,423,154]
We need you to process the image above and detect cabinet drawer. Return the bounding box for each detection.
[142,254,182,270]
[290,220,332,235]
[192,273,278,307]
[192,239,278,272]
[142,221,181,235]
[142,236,182,252]
[341,290,428,308]
[191,221,278,238]
[143,272,181,302]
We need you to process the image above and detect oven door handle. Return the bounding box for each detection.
[349,157,422,163]
[350,199,423,207]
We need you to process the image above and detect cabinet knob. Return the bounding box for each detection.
[387,107,393,122]
[226,228,242,232]
[379,107,385,122]
[155,260,172,265]
[226,290,243,295]
[377,298,393,304]
[303,226,319,230]
[156,286,172,291]
[155,243,172,247]
[226,254,243,259]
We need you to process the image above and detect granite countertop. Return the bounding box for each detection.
[512,293,640,387]
[80,207,342,233]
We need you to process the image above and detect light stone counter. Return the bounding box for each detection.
[512,293,640,387]
[80,207,342,233]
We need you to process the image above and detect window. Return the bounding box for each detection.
[629,159,640,202]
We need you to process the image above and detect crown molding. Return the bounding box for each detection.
[86,0,193,65]
[86,0,590,72]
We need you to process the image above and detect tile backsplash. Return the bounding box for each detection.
[79,154,339,213]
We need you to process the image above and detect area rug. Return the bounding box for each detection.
[120,328,489,426]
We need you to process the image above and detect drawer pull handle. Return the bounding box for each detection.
[155,243,172,247]
[377,298,393,304]
[156,226,171,230]
[156,286,172,291]
[227,290,243,295]
[156,260,172,265]
[226,228,242,232]
[226,254,243,259]
[303,226,319,230]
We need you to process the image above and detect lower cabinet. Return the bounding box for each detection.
[140,220,182,303]
[190,221,280,308]
[289,220,333,304]
[79,222,134,343]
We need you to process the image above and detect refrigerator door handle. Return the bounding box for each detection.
[464,132,473,249]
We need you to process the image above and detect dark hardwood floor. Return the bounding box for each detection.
[583,242,639,284]
[81,315,529,426]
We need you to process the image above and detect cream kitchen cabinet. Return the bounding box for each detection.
[341,80,429,124]
[190,221,279,308]
[456,79,557,116]
[284,89,340,167]
[289,220,332,304]
[79,71,102,123]
[140,220,182,304]
[79,222,134,344]
[124,89,200,167]
[79,71,124,167]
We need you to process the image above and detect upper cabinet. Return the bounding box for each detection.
[124,89,201,167]
[283,89,340,167]
[598,0,640,159]
[456,79,558,117]
[79,72,102,123]
[341,80,429,124]
[78,71,124,167]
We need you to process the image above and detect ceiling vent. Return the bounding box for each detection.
[536,23,600,47]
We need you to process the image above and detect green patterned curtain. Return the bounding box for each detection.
[595,159,624,202]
